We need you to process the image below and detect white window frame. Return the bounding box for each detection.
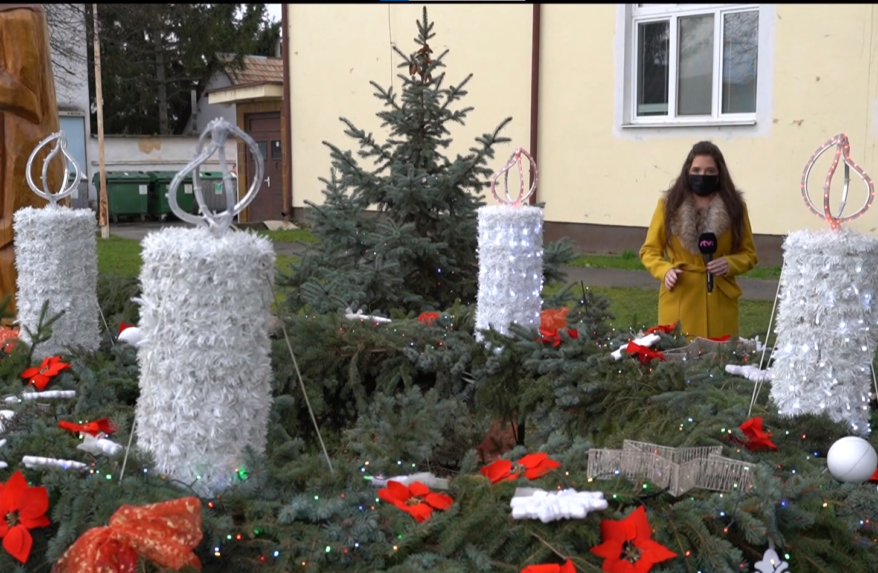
[628,3,761,127]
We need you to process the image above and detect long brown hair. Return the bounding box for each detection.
[664,141,745,251]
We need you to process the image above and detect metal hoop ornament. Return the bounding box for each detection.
[25,131,81,205]
[800,133,875,230]
[489,147,538,207]
[168,118,265,235]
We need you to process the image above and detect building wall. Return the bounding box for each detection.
[539,3,878,238]
[88,135,237,174]
[286,3,532,210]
[49,3,92,207]
[184,71,238,134]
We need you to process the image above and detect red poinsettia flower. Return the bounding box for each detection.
[377,481,453,523]
[709,334,731,342]
[539,308,579,347]
[0,470,52,563]
[480,452,561,484]
[521,558,576,573]
[0,328,18,354]
[591,505,677,573]
[739,417,778,452]
[626,342,665,365]
[418,312,440,326]
[58,418,118,437]
[644,323,676,335]
[20,356,71,391]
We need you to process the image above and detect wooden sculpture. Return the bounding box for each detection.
[0,4,63,318]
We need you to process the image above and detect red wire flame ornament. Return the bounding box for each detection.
[489,147,538,207]
[800,134,875,230]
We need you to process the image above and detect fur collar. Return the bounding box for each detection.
[667,194,731,255]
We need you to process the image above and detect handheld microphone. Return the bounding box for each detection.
[698,232,718,294]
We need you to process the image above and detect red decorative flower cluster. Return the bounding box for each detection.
[0,471,51,563]
[590,506,677,573]
[644,324,676,335]
[20,356,71,391]
[418,312,440,326]
[738,417,778,452]
[625,342,665,365]
[377,481,453,523]
[59,418,118,437]
[539,308,579,347]
[521,558,575,573]
[480,453,561,484]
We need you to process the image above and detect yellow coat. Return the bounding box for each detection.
[639,196,758,339]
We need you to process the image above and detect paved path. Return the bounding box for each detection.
[108,223,779,301]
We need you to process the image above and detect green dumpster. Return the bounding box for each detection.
[148,171,196,220]
[196,172,235,214]
[92,172,150,222]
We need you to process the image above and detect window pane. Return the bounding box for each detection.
[636,21,670,117]
[271,140,282,160]
[722,11,759,114]
[677,14,714,116]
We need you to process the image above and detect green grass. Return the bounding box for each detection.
[98,234,773,338]
[569,249,781,280]
[257,229,319,244]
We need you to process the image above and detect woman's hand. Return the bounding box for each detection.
[706,257,730,277]
[664,268,683,291]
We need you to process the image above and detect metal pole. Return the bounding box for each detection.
[92,4,109,239]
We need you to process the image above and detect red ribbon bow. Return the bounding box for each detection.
[738,417,778,452]
[626,342,665,365]
[53,497,203,573]
[709,334,731,342]
[538,308,579,347]
[58,418,118,437]
[644,323,676,335]
[418,312,439,326]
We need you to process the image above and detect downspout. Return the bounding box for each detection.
[528,3,541,205]
[281,4,294,221]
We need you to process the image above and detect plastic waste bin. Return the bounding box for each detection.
[196,172,235,214]
[92,172,150,222]
[148,171,196,220]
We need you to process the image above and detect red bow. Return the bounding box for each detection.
[53,497,203,573]
[738,417,778,452]
[709,334,731,342]
[644,323,676,335]
[626,342,665,365]
[58,418,118,437]
[538,308,579,347]
[418,312,439,326]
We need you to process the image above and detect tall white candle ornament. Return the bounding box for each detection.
[765,134,878,434]
[14,132,100,358]
[134,118,276,496]
[475,148,543,339]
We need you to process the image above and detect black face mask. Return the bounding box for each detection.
[689,174,719,197]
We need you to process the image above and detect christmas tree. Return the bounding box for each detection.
[0,8,875,573]
[281,8,576,315]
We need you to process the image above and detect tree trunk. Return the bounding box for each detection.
[154,32,168,135]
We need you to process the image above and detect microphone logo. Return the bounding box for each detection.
[698,232,718,255]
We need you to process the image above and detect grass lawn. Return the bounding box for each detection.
[568,249,782,280]
[99,234,773,338]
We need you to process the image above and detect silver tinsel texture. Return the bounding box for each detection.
[475,205,543,337]
[14,205,100,358]
[770,228,878,434]
[135,227,275,495]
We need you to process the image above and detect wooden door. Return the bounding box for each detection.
[245,112,283,222]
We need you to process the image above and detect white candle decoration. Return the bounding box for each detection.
[768,135,878,434]
[4,390,76,404]
[134,119,275,496]
[77,433,124,457]
[118,325,146,347]
[344,307,392,324]
[22,456,88,471]
[510,487,608,523]
[725,364,773,383]
[475,148,543,339]
[14,132,99,358]
[0,410,15,432]
[367,472,449,490]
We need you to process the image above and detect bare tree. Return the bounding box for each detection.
[43,3,88,96]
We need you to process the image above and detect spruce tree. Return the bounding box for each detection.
[282,7,575,315]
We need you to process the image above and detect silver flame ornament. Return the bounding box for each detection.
[168,118,265,235]
[489,147,538,207]
[25,131,81,204]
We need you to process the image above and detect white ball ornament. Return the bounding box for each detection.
[826,436,878,483]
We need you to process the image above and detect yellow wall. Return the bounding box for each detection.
[539,4,878,236]
[288,4,878,237]
[287,4,532,209]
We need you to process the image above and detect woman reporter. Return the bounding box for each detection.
[639,141,758,339]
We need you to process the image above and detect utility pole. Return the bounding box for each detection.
[93,4,109,239]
